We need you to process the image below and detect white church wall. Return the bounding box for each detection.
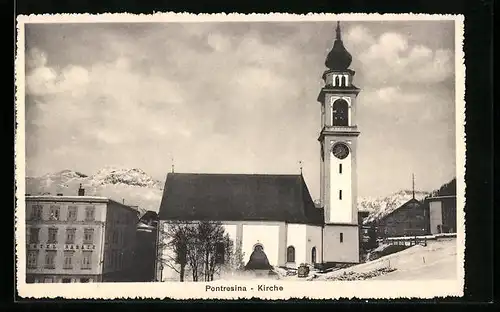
[158,221,178,281]
[329,145,353,224]
[241,223,282,267]
[306,225,323,264]
[159,220,288,280]
[323,225,359,263]
[158,221,238,281]
[222,223,238,244]
[286,224,307,267]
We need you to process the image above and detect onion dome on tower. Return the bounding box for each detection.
[324,21,352,71]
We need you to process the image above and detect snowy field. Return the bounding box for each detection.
[312,237,458,281]
[163,237,459,282]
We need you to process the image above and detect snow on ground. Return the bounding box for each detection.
[314,237,458,281]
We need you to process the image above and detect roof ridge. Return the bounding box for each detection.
[159,172,324,225]
[167,172,301,177]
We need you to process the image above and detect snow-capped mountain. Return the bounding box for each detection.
[89,167,163,189]
[358,190,430,225]
[25,167,165,214]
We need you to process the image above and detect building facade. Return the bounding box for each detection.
[25,186,138,283]
[428,195,457,234]
[374,198,429,238]
[157,173,325,281]
[157,22,362,281]
[132,211,159,282]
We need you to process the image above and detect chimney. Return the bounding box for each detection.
[78,184,85,196]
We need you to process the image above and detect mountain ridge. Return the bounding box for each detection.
[25,168,455,224]
[26,167,164,214]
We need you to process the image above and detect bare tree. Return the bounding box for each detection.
[160,220,240,282]
[225,236,245,272]
[186,223,204,282]
[192,221,226,281]
[159,221,193,282]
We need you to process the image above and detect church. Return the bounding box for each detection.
[158,22,362,280]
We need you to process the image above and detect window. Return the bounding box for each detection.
[339,190,343,200]
[104,251,109,269]
[48,228,58,243]
[332,99,349,126]
[215,242,225,264]
[29,228,40,244]
[82,251,92,269]
[119,252,123,269]
[286,246,295,263]
[311,247,317,264]
[67,206,77,221]
[83,228,94,244]
[109,251,114,268]
[112,231,118,244]
[49,205,60,221]
[27,250,38,269]
[45,250,56,269]
[339,164,343,174]
[63,251,74,269]
[340,233,344,243]
[85,206,95,221]
[31,205,43,220]
[66,228,76,244]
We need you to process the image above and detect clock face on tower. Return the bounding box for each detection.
[332,143,349,159]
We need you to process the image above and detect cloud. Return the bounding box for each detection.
[24,27,305,172]
[345,25,454,86]
[25,47,191,152]
[24,22,456,198]
[26,48,90,96]
[207,33,232,52]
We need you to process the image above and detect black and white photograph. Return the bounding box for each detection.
[15,13,465,299]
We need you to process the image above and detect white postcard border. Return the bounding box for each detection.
[15,12,466,300]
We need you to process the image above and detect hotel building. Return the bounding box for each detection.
[25,185,139,283]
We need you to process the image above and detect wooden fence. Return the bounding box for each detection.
[381,233,457,247]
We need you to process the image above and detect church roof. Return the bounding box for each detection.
[158,173,324,225]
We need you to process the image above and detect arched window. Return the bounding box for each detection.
[335,75,342,87]
[253,244,264,252]
[311,247,317,264]
[286,246,295,263]
[332,99,349,126]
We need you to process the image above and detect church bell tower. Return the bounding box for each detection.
[318,22,361,264]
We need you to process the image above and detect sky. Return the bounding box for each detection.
[23,19,457,199]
